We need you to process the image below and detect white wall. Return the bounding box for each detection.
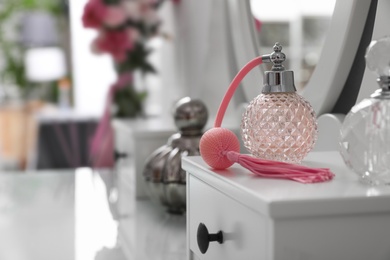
[166,0,240,125]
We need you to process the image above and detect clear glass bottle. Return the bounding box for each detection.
[241,43,318,163]
[340,36,390,185]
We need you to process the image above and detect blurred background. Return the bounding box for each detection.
[2,1,383,260]
[0,0,72,170]
[0,0,336,171]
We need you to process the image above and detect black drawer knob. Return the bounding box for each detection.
[197,223,224,254]
[114,150,128,161]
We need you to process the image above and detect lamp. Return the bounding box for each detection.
[24,47,67,83]
[20,11,59,48]
[21,10,68,102]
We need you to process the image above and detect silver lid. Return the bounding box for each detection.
[261,43,296,93]
[173,97,208,135]
[371,76,390,99]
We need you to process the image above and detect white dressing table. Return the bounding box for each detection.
[183,151,390,260]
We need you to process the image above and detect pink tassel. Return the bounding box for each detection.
[225,151,334,184]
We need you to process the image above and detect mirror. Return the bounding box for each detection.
[250,0,336,91]
[227,0,375,116]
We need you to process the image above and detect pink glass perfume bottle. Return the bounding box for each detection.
[241,43,318,163]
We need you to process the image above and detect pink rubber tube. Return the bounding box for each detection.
[214,56,263,127]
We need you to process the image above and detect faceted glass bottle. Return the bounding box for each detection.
[241,43,318,163]
[340,98,390,185]
[242,92,317,163]
[340,36,390,185]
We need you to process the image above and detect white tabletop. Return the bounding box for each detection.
[0,168,186,260]
[182,151,390,218]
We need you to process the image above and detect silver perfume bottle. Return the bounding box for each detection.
[143,97,208,214]
[340,36,390,185]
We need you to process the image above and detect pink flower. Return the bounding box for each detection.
[142,7,160,26]
[126,28,141,43]
[254,17,262,32]
[104,6,128,27]
[90,36,104,55]
[82,0,108,29]
[95,30,134,62]
[121,1,142,20]
[139,0,158,6]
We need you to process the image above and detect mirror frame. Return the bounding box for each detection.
[227,0,374,116]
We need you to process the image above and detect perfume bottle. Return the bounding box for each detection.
[241,43,318,163]
[143,97,208,213]
[340,36,390,185]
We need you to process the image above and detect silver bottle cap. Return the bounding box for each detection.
[261,43,296,93]
[370,76,390,99]
[365,36,390,99]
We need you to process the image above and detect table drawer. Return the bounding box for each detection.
[188,175,269,260]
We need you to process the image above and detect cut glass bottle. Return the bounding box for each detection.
[241,43,318,163]
[339,36,390,185]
